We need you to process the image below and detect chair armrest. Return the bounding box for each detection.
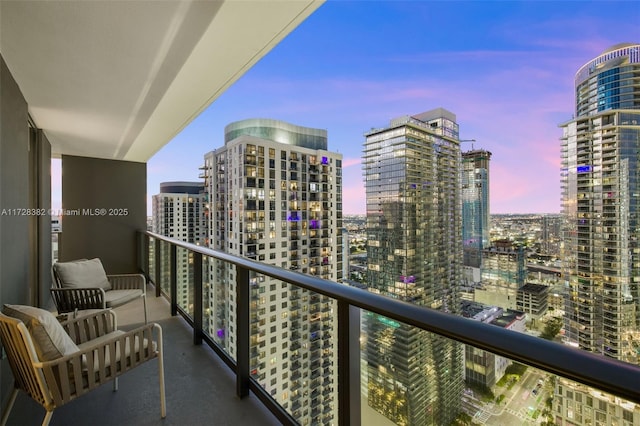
[61,309,117,345]
[51,287,106,314]
[108,274,146,293]
[36,323,162,407]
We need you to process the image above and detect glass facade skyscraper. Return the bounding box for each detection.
[462,149,492,268]
[560,43,640,363]
[363,108,464,425]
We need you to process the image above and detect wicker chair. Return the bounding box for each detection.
[52,258,148,323]
[0,306,165,426]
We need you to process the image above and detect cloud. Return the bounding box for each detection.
[342,158,361,168]
[208,70,570,214]
[342,181,365,215]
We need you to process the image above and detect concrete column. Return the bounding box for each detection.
[60,155,146,274]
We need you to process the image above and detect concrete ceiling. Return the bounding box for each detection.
[0,0,323,162]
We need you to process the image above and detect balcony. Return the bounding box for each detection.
[134,232,640,426]
[2,16,639,423]
[0,5,329,425]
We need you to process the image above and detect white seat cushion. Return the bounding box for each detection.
[104,290,143,308]
[2,304,79,361]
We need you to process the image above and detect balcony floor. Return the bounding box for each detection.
[6,287,280,426]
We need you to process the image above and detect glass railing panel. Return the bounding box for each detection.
[359,309,640,426]
[551,377,639,426]
[465,358,640,426]
[202,256,234,359]
[174,245,194,318]
[147,236,156,284]
[140,233,640,426]
[360,309,464,426]
[159,240,171,296]
[247,277,339,424]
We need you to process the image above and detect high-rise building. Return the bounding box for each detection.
[202,118,342,425]
[152,182,207,310]
[462,149,492,268]
[560,43,640,363]
[362,108,464,425]
[341,227,350,282]
[541,214,562,256]
[557,43,640,426]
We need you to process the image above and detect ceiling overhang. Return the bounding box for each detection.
[0,0,323,162]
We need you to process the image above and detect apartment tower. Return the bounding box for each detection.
[560,43,640,362]
[203,119,342,425]
[462,149,492,268]
[558,44,640,426]
[363,108,464,425]
[152,182,207,310]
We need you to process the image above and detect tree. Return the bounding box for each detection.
[540,317,563,340]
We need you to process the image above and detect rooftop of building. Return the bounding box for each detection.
[483,240,524,253]
[223,118,328,150]
[462,149,493,158]
[603,42,639,54]
[520,283,550,294]
[158,181,205,194]
[460,301,526,328]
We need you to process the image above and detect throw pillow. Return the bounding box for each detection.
[2,304,79,361]
[54,258,111,291]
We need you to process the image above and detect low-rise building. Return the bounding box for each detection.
[517,283,549,325]
[462,301,526,388]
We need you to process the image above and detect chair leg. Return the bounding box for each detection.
[143,296,148,324]
[0,388,18,426]
[41,410,53,426]
[158,335,166,418]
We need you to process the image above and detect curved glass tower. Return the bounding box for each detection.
[561,43,640,363]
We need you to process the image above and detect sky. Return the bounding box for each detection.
[53,1,640,215]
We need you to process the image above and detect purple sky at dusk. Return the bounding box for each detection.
[52,1,640,215]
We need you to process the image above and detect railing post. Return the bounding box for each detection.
[136,231,143,272]
[154,238,161,297]
[236,266,250,398]
[337,301,361,426]
[170,244,177,317]
[193,252,203,345]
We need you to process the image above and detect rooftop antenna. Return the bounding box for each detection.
[460,139,476,150]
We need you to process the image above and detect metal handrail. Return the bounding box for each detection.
[142,230,640,407]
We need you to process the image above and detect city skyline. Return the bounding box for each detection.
[50,2,639,215]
